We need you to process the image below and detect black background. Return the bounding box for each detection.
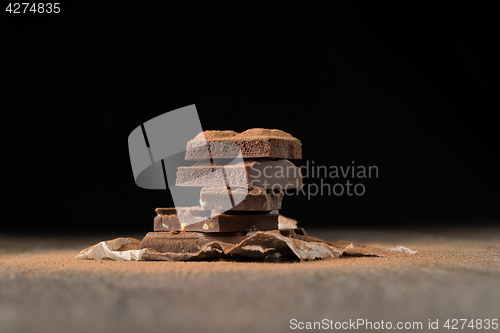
[2,2,498,234]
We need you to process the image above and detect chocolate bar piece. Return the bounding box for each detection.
[185,128,302,160]
[154,206,279,232]
[176,159,303,189]
[141,228,309,254]
[199,187,283,211]
[141,231,248,254]
[156,206,211,226]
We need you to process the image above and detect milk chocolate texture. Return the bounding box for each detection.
[199,187,283,211]
[154,206,279,233]
[185,128,302,160]
[176,159,303,190]
[140,228,309,254]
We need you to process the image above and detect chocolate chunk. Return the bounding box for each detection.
[141,231,249,254]
[155,206,211,228]
[155,207,177,215]
[175,160,227,187]
[199,187,283,211]
[176,159,303,189]
[185,128,302,160]
[140,228,309,254]
[154,206,279,232]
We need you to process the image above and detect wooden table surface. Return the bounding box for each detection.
[1,227,499,333]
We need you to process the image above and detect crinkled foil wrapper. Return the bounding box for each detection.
[76,231,417,262]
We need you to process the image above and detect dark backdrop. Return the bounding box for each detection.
[2,3,498,234]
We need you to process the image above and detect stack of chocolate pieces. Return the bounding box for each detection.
[140,128,305,254]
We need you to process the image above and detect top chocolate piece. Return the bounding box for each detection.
[185,128,302,160]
